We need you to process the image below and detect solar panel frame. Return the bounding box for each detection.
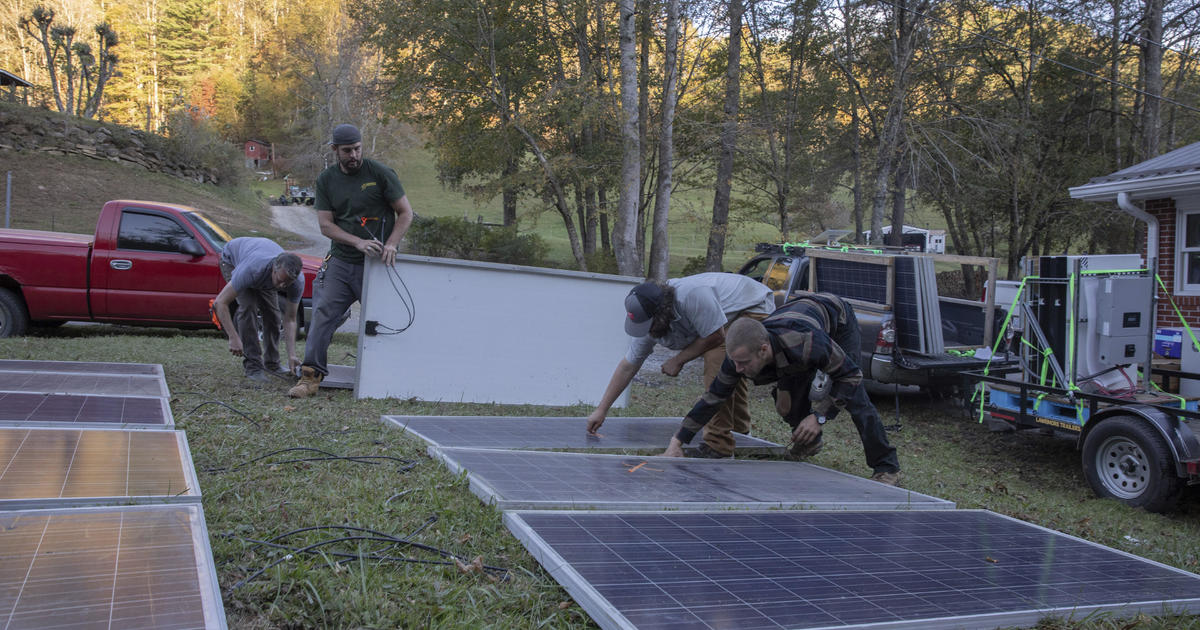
[0,504,227,629]
[0,370,170,398]
[320,364,355,390]
[918,257,944,355]
[0,359,165,377]
[892,257,922,352]
[381,415,783,455]
[431,447,953,511]
[505,509,1200,630]
[0,427,200,509]
[0,392,174,429]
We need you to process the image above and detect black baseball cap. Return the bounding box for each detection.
[624,282,663,337]
[330,123,361,146]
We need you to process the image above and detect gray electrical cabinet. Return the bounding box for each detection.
[1094,276,1153,365]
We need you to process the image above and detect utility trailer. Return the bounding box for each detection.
[964,255,1200,512]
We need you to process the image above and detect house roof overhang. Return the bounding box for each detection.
[1069,141,1200,204]
[0,69,33,87]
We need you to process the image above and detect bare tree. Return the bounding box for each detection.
[648,0,681,281]
[706,0,745,270]
[615,0,642,275]
[867,0,928,245]
[1140,0,1164,158]
[19,6,118,119]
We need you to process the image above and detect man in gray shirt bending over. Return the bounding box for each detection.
[587,272,775,457]
[213,237,305,384]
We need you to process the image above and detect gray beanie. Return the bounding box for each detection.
[330,124,361,146]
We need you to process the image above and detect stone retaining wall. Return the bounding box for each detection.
[0,106,222,184]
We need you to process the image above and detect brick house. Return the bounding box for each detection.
[1069,142,1200,330]
[243,139,271,169]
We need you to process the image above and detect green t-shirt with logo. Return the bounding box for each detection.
[313,158,406,264]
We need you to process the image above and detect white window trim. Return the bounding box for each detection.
[1174,194,1200,295]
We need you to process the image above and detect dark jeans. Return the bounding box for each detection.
[302,257,363,376]
[777,308,900,474]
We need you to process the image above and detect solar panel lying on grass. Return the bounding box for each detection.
[0,359,165,377]
[0,504,227,629]
[0,428,198,508]
[320,364,355,390]
[0,392,173,429]
[0,370,169,398]
[506,510,1200,630]
[431,447,951,511]
[383,415,783,455]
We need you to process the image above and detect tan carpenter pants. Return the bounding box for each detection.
[699,310,768,455]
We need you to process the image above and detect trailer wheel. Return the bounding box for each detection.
[1082,416,1182,512]
[0,288,30,338]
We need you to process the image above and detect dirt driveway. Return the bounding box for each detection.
[270,204,329,256]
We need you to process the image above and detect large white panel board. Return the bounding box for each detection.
[356,255,639,406]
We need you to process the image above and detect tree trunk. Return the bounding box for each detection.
[575,185,589,254]
[1108,0,1123,169]
[868,0,924,246]
[502,155,518,227]
[614,0,642,276]
[1141,0,1164,159]
[636,0,652,268]
[648,0,680,282]
[599,187,611,252]
[22,8,66,114]
[585,182,599,256]
[513,123,588,270]
[890,163,906,247]
[706,0,744,271]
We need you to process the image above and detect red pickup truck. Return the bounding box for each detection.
[0,199,322,337]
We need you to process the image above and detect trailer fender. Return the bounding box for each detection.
[1081,405,1200,478]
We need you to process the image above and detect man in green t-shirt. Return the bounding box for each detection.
[289,123,415,398]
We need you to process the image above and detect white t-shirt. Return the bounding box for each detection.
[625,272,774,364]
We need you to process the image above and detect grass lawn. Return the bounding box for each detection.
[1,327,1198,629]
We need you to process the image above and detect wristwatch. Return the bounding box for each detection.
[815,414,827,425]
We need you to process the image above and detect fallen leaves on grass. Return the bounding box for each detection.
[454,555,501,582]
[455,556,484,575]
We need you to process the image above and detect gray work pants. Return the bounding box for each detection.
[302,256,363,376]
[220,260,282,374]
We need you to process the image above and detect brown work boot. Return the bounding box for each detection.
[691,443,732,459]
[870,470,902,487]
[287,366,322,398]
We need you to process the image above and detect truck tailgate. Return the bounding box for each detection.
[0,229,93,320]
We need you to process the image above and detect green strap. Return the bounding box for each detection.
[1068,384,1085,424]
[976,382,987,423]
[983,277,1031,377]
[1155,274,1200,354]
[1148,376,1188,410]
[976,277,1030,423]
[1066,273,1077,389]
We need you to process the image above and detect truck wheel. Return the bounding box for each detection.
[1082,416,1182,512]
[0,288,30,338]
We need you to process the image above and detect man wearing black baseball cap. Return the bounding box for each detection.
[587,272,775,457]
[289,123,415,398]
